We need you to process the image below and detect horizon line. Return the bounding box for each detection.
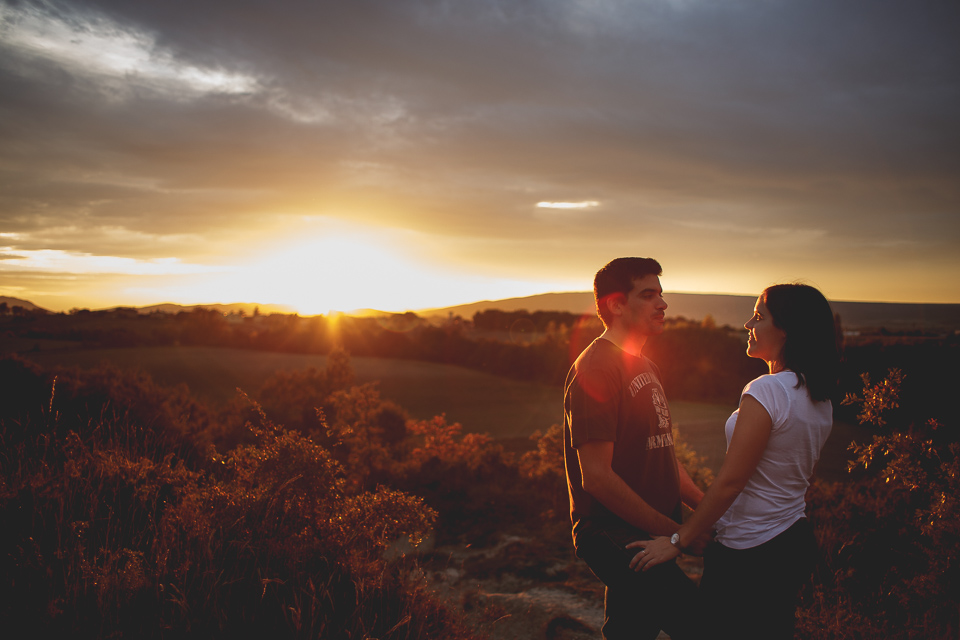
[6,290,960,317]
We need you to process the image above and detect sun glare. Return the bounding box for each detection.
[141,226,579,316]
[248,235,426,315]
[144,231,456,315]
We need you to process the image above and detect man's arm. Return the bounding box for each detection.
[629,394,773,570]
[677,461,704,510]
[577,439,680,536]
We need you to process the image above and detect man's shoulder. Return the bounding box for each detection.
[566,340,624,399]
[574,338,617,365]
[570,339,662,379]
[643,355,663,379]
[569,339,618,378]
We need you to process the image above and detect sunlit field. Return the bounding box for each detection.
[17,342,869,480]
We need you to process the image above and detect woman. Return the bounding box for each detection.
[628,283,840,639]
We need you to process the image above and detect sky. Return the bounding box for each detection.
[1,0,958,315]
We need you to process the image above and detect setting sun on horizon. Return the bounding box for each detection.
[3,219,959,315]
[128,222,591,316]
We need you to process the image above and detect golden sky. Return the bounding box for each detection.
[1,0,959,314]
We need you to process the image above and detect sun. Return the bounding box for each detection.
[117,220,585,316]
[160,225,496,315]
[248,233,431,315]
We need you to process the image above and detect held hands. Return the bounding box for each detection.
[626,530,711,572]
[685,530,712,556]
[626,536,679,572]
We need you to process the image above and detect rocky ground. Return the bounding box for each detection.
[416,530,704,640]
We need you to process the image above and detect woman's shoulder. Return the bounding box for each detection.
[744,372,793,391]
[746,371,803,388]
[742,373,794,414]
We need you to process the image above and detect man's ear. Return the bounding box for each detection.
[599,293,624,319]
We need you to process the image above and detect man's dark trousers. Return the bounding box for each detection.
[575,526,700,640]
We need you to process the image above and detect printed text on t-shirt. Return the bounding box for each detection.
[646,431,675,451]
[627,372,657,398]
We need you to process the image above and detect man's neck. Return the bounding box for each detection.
[599,326,647,358]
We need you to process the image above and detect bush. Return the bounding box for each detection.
[800,369,960,639]
[0,355,479,639]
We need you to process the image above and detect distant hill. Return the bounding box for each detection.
[133,302,297,315]
[0,298,294,316]
[0,296,48,312]
[6,293,959,332]
[421,291,960,333]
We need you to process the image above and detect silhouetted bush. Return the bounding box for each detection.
[0,355,479,639]
[799,369,960,639]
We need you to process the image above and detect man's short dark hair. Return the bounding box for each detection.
[594,257,662,327]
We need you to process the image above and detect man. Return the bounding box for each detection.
[564,257,707,639]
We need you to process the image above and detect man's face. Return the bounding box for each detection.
[619,274,668,337]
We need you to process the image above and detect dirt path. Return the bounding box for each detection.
[419,533,701,639]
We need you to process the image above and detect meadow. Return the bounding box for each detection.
[18,342,867,481]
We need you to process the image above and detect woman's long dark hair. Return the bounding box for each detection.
[762,284,841,402]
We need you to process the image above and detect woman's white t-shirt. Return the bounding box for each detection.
[714,371,833,549]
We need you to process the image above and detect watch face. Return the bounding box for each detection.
[670,533,680,545]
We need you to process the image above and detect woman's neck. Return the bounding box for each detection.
[767,359,786,374]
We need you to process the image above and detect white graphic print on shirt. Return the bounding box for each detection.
[627,372,674,450]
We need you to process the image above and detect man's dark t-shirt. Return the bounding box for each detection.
[564,338,682,546]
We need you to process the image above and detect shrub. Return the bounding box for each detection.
[800,369,960,639]
[0,355,479,639]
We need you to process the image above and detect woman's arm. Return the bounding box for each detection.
[627,394,773,570]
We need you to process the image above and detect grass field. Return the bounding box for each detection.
[9,341,863,479]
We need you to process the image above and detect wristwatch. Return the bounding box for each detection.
[670,533,682,549]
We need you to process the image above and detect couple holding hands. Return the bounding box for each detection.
[564,257,840,639]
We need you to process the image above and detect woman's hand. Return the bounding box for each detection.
[626,536,680,572]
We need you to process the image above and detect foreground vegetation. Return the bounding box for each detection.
[0,354,469,638]
[800,369,960,638]
[2,305,958,638]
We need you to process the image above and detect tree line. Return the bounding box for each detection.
[5,305,959,423]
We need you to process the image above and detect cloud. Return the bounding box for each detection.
[0,0,958,306]
[537,201,600,209]
[0,247,226,276]
[0,0,259,99]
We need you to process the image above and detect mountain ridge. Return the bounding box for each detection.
[0,296,47,312]
[5,293,959,332]
[419,291,960,332]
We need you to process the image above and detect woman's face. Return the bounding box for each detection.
[744,295,787,365]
